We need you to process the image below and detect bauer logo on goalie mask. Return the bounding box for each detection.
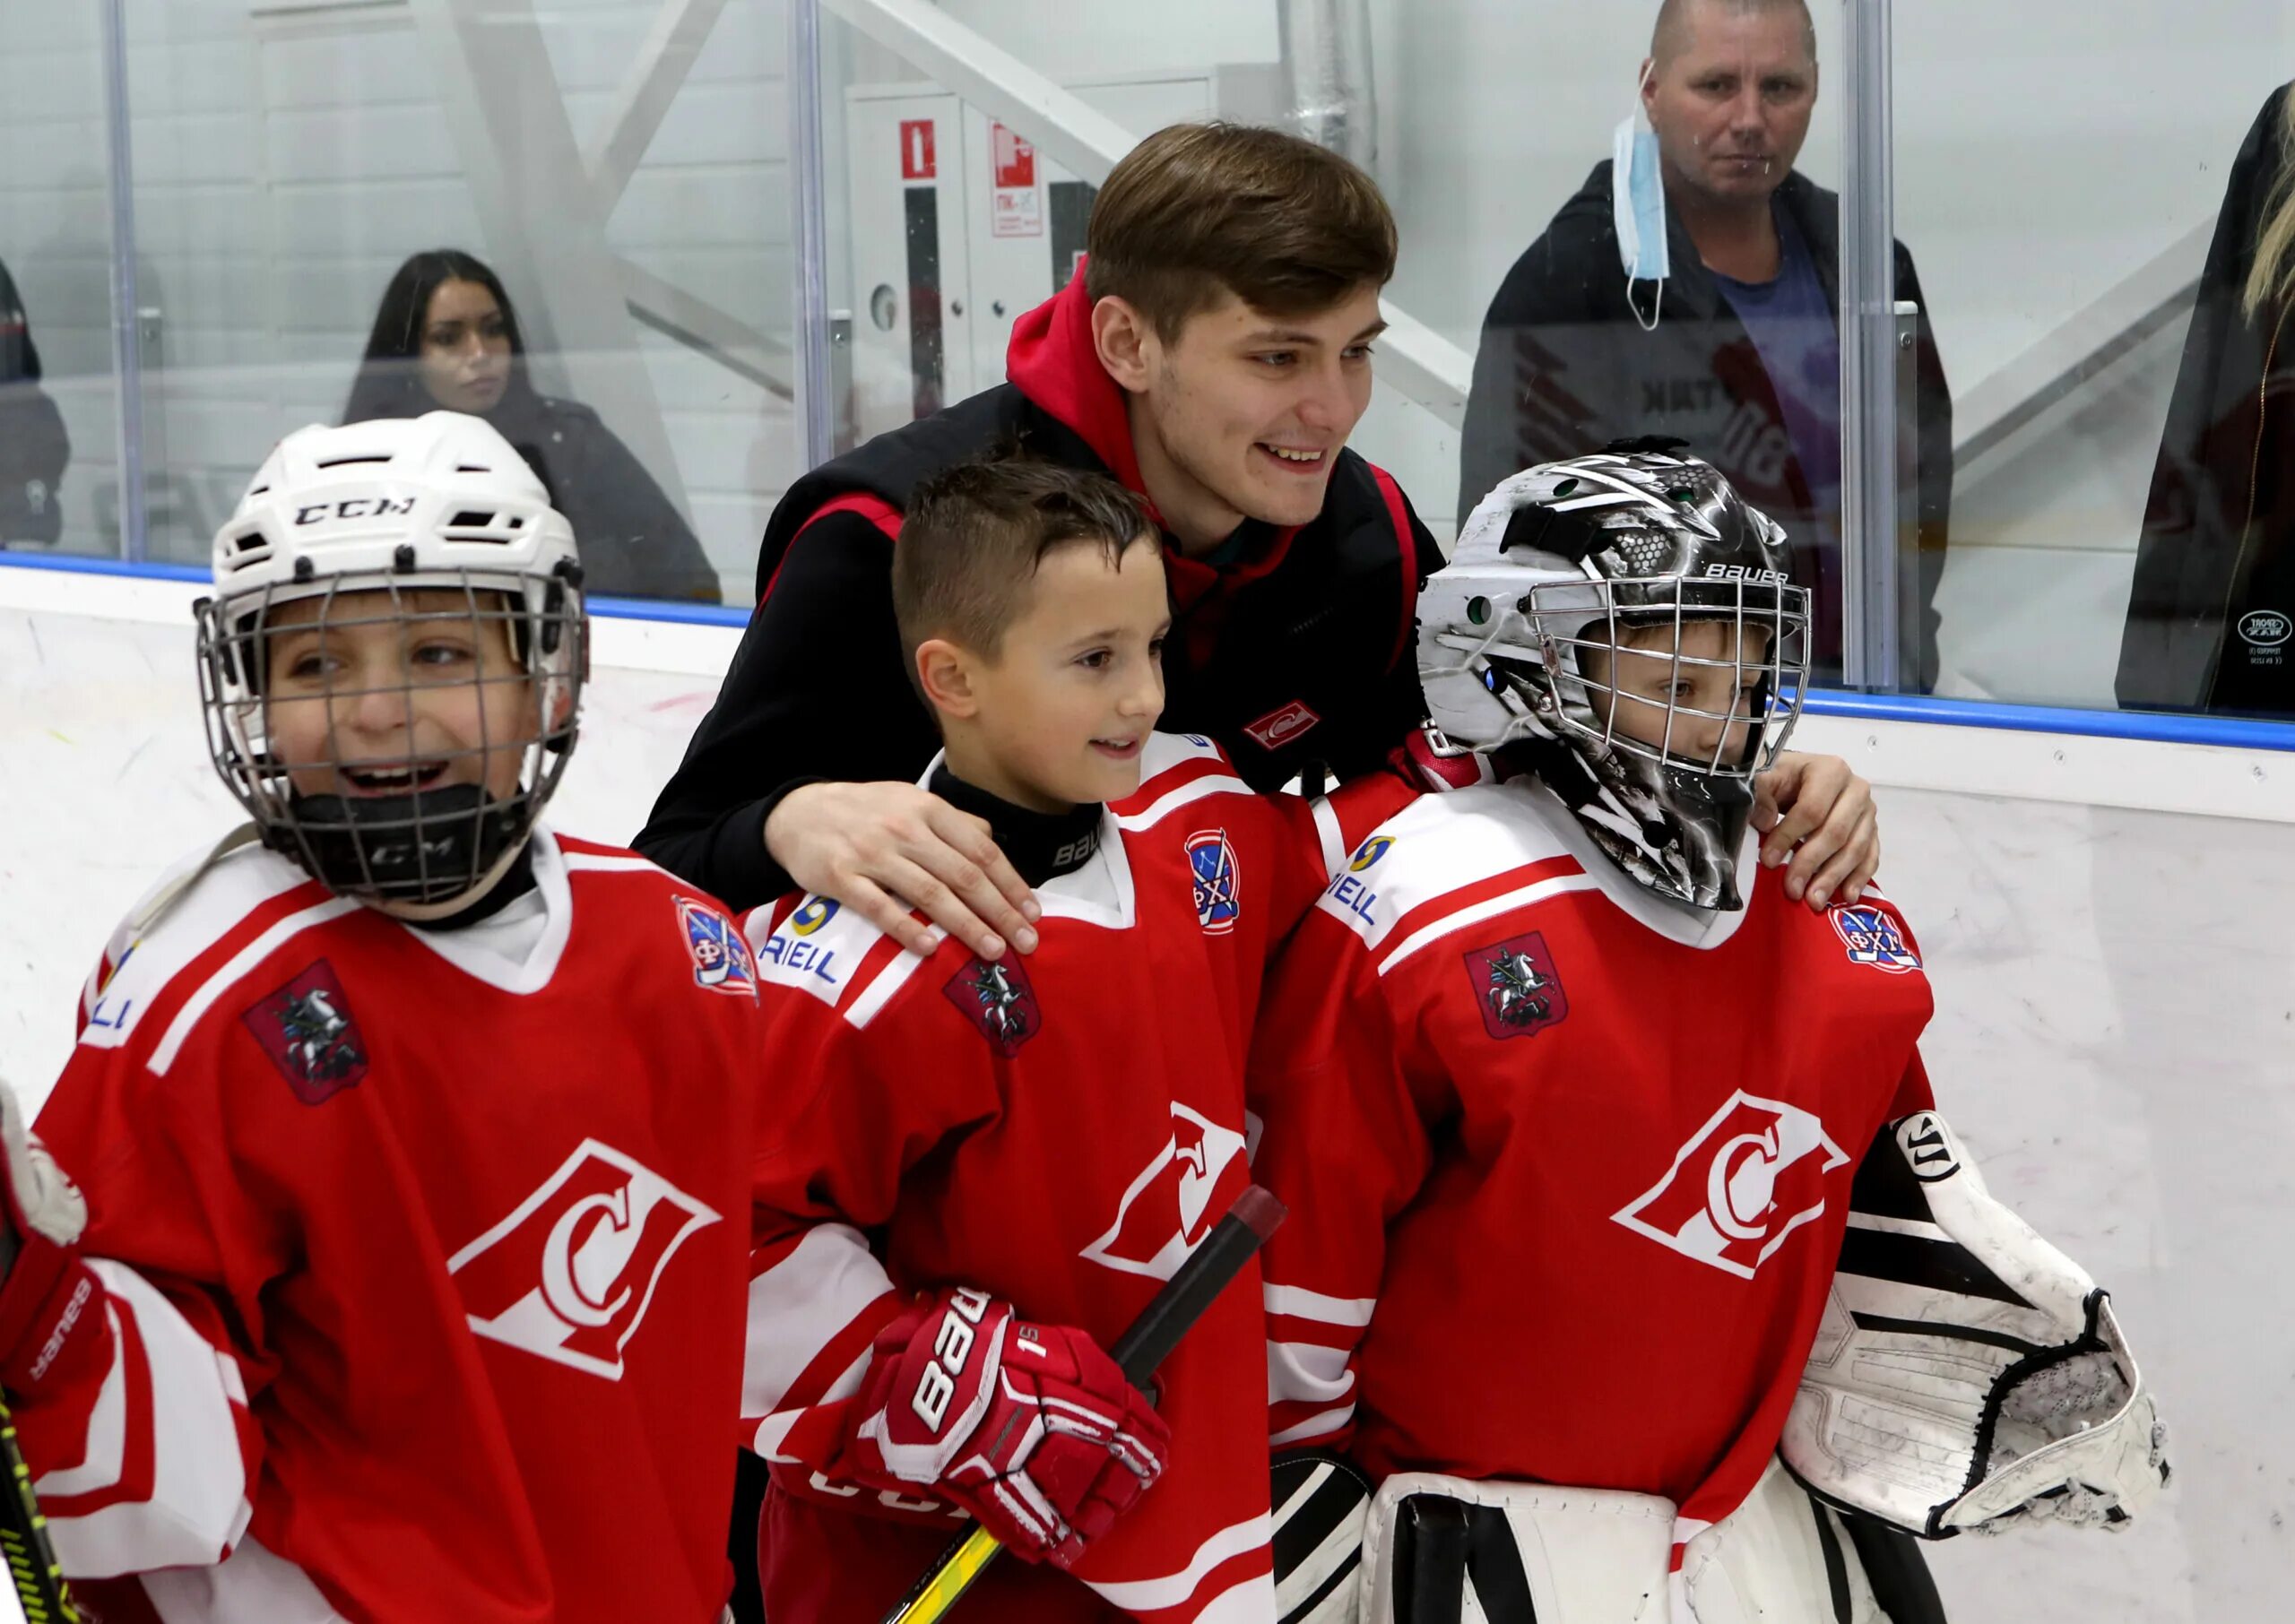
[449,1139,722,1380]
[1613,1092,1849,1278]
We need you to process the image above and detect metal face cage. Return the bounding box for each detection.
[194,569,585,906]
[1501,573,1813,776]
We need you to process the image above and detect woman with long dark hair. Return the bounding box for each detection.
[344,248,721,602]
[2120,83,2295,717]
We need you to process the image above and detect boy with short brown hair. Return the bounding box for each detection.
[740,456,1405,1623]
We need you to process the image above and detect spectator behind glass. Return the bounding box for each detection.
[342,249,721,602]
[2120,82,2295,720]
[0,254,69,547]
[1458,0,1952,690]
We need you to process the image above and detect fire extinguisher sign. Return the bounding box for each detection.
[990,121,1043,238]
[899,118,936,180]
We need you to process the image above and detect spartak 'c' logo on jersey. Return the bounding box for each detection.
[941,955,1042,1056]
[1242,699,1322,751]
[450,1138,721,1380]
[1079,1102,1250,1280]
[241,960,368,1105]
[676,894,758,995]
[1459,931,1569,1041]
[1830,902,1921,974]
[1612,1092,1849,1279]
[1187,828,1242,935]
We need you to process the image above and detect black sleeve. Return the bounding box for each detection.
[2117,83,2288,712]
[630,510,943,909]
[0,260,70,545]
[562,422,724,604]
[1325,485,1443,782]
[1895,245,1953,695]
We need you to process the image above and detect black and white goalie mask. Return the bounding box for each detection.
[195,412,586,911]
[1421,446,1810,910]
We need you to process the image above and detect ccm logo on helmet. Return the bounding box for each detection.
[1702,564,1789,584]
[295,497,419,525]
[912,1285,994,1430]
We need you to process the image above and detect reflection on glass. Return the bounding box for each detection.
[344,251,721,604]
[2122,81,2295,721]
[1459,0,1951,690]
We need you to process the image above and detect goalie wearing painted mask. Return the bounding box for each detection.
[1249,445,2168,1624]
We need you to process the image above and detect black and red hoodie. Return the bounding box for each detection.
[635,270,1439,910]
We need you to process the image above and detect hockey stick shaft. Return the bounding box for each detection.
[878,1184,1287,1624]
[0,1390,78,1622]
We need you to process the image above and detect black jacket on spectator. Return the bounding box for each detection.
[0,257,69,545]
[351,381,720,603]
[634,271,1441,911]
[2119,82,2295,719]
[1460,161,1953,691]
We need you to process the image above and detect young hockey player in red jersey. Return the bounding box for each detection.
[0,413,764,1622]
[740,460,1407,1624]
[1251,447,2169,1624]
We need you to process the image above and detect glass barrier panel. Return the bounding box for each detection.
[0,2,126,564]
[1899,4,2295,728]
[84,0,795,604]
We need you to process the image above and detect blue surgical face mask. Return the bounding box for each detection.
[1612,64,1668,330]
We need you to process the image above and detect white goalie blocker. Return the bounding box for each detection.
[1781,1110,2169,1539]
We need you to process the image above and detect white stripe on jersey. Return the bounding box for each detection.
[743,1224,895,1418]
[80,841,314,1051]
[1270,1406,1356,1448]
[138,1531,347,1622]
[1268,1340,1354,1407]
[1308,796,1347,881]
[752,1343,872,1464]
[149,895,365,1075]
[1115,773,1256,834]
[45,1261,253,1578]
[1376,873,1601,978]
[1263,1282,1376,1327]
[1310,785,1580,953]
[1081,1511,1271,1611]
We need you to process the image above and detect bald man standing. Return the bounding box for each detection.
[1459,0,1953,691]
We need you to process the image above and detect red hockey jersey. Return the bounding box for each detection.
[742,737,1405,1624]
[10,829,764,1622]
[1251,776,1935,1556]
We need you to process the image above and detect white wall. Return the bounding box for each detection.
[1,567,2281,1622]
[0,0,797,600]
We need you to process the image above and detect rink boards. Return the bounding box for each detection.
[4,562,2284,1624]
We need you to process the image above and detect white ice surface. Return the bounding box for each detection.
[3,599,2286,1620]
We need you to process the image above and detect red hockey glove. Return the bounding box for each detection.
[851,1286,1169,1566]
[0,1076,99,1394]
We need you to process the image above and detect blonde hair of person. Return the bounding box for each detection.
[2241,87,2295,322]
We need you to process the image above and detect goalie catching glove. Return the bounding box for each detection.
[849,1285,1170,1566]
[1783,1110,2168,1539]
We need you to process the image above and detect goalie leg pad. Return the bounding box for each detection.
[1275,1450,1373,1624]
[1782,1110,2169,1538]
[1356,1464,1884,1624]
[1676,1458,1888,1624]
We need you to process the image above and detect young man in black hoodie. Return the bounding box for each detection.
[637,120,1880,962]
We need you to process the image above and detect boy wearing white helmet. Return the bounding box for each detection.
[0,412,763,1621]
[1251,445,2167,1624]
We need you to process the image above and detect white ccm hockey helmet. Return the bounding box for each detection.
[194,412,586,907]
[1422,443,1810,909]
